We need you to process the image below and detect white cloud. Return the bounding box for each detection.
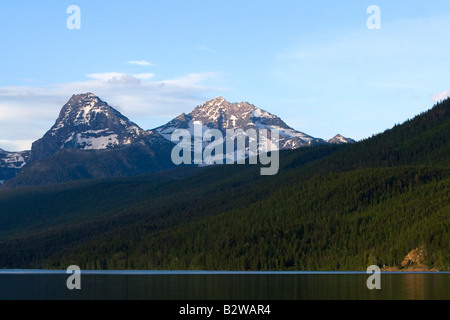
[134,73,156,80]
[0,140,34,152]
[432,89,450,102]
[0,71,227,151]
[85,72,155,85]
[87,73,140,85]
[126,60,153,66]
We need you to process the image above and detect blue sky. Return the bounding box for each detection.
[1,0,450,151]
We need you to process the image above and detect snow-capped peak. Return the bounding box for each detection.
[0,149,31,170]
[52,93,114,131]
[155,97,326,150]
[327,134,356,145]
[29,93,145,162]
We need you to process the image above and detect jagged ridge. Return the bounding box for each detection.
[29,93,145,163]
[155,96,328,150]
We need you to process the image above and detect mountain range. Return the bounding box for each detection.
[155,96,330,149]
[0,97,448,271]
[0,93,354,187]
[0,149,30,183]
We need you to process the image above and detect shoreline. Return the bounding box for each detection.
[381,266,440,272]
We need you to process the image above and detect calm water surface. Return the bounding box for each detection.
[0,271,448,300]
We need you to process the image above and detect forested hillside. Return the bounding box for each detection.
[0,99,448,271]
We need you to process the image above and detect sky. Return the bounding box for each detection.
[1,0,450,151]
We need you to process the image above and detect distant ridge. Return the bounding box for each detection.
[1,94,355,187]
[0,98,448,271]
[29,93,146,163]
[156,96,329,149]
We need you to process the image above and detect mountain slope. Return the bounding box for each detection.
[3,133,176,188]
[2,94,176,187]
[156,96,327,150]
[316,98,450,171]
[0,98,448,270]
[29,93,145,163]
[327,134,356,145]
[0,149,31,183]
[1,94,353,187]
[54,166,448,271]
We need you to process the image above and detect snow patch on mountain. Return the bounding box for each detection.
[327,134,356,145]
[0,150,30,169]
[28,93,148,162]
[155,96,327,151]
[75,133,120,150]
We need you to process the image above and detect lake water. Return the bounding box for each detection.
[0,271,448,300]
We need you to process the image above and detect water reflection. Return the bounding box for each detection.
[0,273,448,300]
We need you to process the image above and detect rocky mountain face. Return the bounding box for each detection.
[4,134,176,188]
[2,93,176,187]
[0,94,355,187]
[327,134,356,145]
[0,149,31,184]
[29,93,145,163]
[156,96,327,150]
